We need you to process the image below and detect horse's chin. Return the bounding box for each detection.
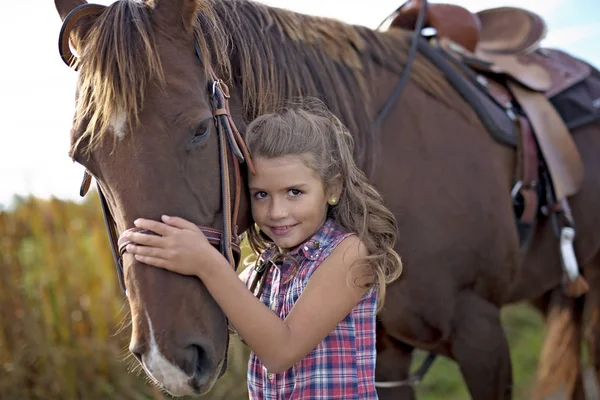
[148,364,222,397]
[163,377,217,397]
[139,338,227,397]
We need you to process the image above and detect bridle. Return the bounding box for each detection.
[58,3,255,294]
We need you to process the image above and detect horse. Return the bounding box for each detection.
[51,0,600,398]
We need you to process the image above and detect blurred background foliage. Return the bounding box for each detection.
[1,194,548,399]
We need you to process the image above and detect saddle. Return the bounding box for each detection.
[387,2,546,55]
[382,1,594,296]
[385,0,588,203]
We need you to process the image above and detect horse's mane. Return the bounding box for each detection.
[74,0,474,160]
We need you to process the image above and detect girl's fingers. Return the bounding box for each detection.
[126,243,167,259]
[134,254,171,269]
[161,215,199,231]
[133,218,176,236]
[125,231,164,247]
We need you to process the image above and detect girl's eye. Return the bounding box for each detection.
[253,191,267,200]
[288,189,302,197]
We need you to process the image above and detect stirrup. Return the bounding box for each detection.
[559,227,579,281]
[559,226,589,297]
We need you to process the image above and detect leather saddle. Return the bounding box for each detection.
[383,0,588,202]
[387,1,553,90]
[386,2,546,54]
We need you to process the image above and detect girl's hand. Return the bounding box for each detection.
[123,215,221,277]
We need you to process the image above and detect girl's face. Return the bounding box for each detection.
[248,154,338,250]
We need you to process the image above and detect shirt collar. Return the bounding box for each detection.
[288,218,338,260]
[258,218,339,266]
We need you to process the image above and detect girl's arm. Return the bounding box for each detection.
[237,264,254,283]
[198,235,370,373]
[124,216,371,373]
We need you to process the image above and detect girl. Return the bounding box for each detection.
[124,100,403,399]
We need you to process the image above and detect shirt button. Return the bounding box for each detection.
[268,373,275,381]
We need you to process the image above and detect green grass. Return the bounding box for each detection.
[413,304,545,399]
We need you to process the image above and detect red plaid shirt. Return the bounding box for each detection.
[244,219,378,399]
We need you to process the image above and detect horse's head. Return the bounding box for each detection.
[54,0,250,395]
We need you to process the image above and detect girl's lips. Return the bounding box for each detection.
[269,224,297,237]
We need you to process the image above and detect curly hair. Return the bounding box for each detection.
[244,99,402,310]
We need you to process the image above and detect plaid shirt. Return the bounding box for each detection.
[244,219,378,399]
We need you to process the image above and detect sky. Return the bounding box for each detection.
[1,0,599,209]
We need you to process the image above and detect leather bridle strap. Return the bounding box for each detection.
[80,171,130,293]
[78,175,243,294]
[204,70,255,268]
[197,38,255,266]
[96,184,127,292]
[58,3,106,70]
[79,79,250,290]
[65,25,254,293]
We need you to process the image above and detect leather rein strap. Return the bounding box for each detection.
[60,4,255,293]
[375,0,427,126]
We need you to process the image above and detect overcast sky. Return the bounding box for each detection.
[1,0,598,208]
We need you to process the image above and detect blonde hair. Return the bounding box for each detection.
[244,99,402,310]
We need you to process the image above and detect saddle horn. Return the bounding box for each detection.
[58,3,106,70]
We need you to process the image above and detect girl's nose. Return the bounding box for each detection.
[268,198,288,220]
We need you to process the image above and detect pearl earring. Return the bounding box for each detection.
[330,197,337,205]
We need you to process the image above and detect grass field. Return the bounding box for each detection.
[0,194,548,399]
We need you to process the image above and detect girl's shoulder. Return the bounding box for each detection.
[320,217,351,240]
[292,219,361,274]
[298,218,353,255]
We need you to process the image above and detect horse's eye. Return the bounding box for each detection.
[191,119,211,144]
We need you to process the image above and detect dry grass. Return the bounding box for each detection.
[0,194,248,400]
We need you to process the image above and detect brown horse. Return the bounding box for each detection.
[52,0,600,398]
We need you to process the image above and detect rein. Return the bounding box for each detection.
[58,3,255,294]
[375,0,428,127]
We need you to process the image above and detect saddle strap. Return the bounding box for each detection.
[515,116,539,224]
[508,82,584,200]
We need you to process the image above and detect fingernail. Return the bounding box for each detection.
[134,219,140,226]
[161,215,170,221]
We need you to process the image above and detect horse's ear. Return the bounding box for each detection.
[151,0,199,36]
[55,0,86,21]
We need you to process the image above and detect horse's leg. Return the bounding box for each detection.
[449,291,512,400]
[376,323,416,400]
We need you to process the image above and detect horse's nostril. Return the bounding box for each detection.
[187,344,212,391]
[130,345,144,362]
[191,345,210,378]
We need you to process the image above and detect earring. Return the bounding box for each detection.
[329,197,337,205]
